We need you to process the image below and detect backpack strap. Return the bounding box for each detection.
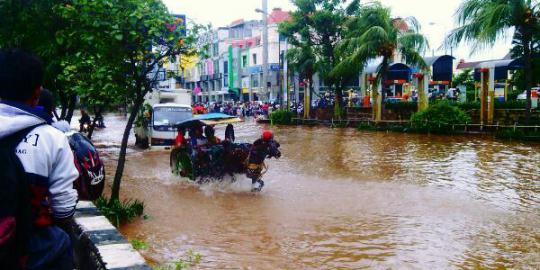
[0,123,44,269]
[0,124,45,148]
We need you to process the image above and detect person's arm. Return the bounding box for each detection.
[49,135,79,221]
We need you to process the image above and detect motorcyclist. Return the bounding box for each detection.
[79,109,91,132]
[94,110,105,128]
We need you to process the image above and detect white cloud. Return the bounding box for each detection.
[164,0,513,62]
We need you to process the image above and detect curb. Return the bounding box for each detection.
[74,201,152,270]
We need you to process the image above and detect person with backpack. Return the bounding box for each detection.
[0,49,78,269]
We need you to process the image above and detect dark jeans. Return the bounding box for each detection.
[27,225,73,270]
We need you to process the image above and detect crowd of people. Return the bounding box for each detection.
[192,101,283,118]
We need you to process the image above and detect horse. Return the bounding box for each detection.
[171,138,281,191]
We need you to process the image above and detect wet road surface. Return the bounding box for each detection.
[92,114,540,269]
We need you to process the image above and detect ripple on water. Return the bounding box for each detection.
[92,116,540,269]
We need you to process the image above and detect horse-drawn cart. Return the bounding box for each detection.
[170,114,281,191]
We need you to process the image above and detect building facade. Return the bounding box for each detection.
[184,8,292,103]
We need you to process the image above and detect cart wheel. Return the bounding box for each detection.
[177,149,194,180]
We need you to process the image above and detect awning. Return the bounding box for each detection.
[423,55,455,82]
[474,58,523,81]
[202,118,242,125]
[386,63,412,81]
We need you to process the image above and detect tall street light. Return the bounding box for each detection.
[256,6,286,107]
[257,0,269,102]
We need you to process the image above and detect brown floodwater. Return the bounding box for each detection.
[93,114,540,269]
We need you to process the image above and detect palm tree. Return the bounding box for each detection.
[332,2,429,121]
[446,0,540,123]
[286,46,316,118]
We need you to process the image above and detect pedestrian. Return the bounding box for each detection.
[0,48,79,270]
[225,124,235,142]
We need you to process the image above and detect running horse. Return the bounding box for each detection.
[171,131,281,192]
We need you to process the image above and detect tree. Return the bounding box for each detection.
[71,0,198,201]
[453,69,476,101]
[1,0,200,202]
[332,1,428,121]
[279,0,360,119]
[446,0,540,123]
[0,0,88,122]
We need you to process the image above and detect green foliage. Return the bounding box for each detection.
[135,103,153,128]
[455,101,480,111]
[357,122,378,131]
[453,69,475,93]
[331,121,348,128]
[495,100,527,109]
[155,249,203,270]
[95,196,144,227]
[332,2,429,80]
[446,0,540,113]
[384,102,418,111]
[495,129,540,141]
[279,0,360,118]
[269,110,294,125]
[130,239,148,250]
[496,129,527,140]
[0,0,204,201]
[507,88,522,101]
[465,89,477,102]
[410,101,471,134]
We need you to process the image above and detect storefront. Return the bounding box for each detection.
[423,55,455,95]
[473,58,523,101]
[383,63,412,99]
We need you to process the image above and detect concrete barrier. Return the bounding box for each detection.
[74,201,152,270]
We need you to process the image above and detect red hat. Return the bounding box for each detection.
[262,130,273,141]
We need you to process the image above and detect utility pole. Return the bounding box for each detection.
[262,0,269,101]
[283,38,289,109]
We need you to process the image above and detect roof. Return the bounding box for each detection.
[477,59,522,69]
[457,60,483,70]
[229,19,245,27]
[392,18,409,32]
[423,55,455,67]
[364,60,412,74]
[458,58,523,70]
[268,8,291,24]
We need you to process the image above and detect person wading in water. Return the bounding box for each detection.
[247,130,280,192]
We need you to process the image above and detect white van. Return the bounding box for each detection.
[148,103,192,149]
[134,87,193,149]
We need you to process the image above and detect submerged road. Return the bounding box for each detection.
[93,114,540,269]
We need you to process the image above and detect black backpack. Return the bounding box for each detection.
[0,125,42,269]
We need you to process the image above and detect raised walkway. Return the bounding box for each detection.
[74,201,152,270]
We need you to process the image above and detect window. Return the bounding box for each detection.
[214,60,219,74]
[252,53,257,65]
[213,43,219,57]
[223,61,228,74]
[251,74,259,87]
[242,55,248,68]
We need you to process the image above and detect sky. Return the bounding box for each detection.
[164,0,513,62]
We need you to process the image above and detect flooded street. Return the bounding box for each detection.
[94,114,540,269]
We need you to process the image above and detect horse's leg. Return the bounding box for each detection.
[250,173,264,192]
